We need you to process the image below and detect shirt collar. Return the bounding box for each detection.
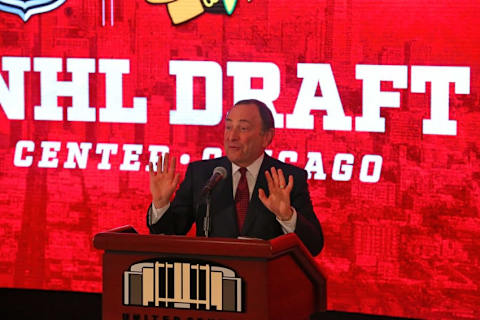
[231,153,265,178]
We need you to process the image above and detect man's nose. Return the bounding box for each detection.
[226,128,239,141]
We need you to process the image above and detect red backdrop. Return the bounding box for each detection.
[0,0,479,319]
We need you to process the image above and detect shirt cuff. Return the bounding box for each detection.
[149,201,170,225]
[276,207,297,234]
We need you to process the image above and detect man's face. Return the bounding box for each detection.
[224,103,273,167]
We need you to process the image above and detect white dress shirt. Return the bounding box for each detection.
[150,154,297,234]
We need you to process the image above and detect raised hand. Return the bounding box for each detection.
[149,153,180,209]
[258,167,294,221]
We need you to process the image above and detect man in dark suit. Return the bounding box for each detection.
[147,99,323,256]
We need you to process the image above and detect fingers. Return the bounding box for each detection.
[148,162,154,176]
[155,153,176,175]
[264,169,273,189]
[169,155,177,177]
[149,161,161,176]
[163,152,169,173]
[270,167,280,186]
[276,168,287,188]
[286,175,294,192]
[258,188,268,204]
[265,167,290,190]
[149,153,177,179]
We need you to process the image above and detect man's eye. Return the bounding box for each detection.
[240,127,248,131]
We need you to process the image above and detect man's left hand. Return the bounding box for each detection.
[258,167,294,221]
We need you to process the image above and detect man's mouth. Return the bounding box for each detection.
[228,146,242,153]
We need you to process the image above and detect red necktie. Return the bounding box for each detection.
[235,167,249,232]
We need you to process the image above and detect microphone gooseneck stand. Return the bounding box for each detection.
[203,192,212,238]
[201,166,227,238]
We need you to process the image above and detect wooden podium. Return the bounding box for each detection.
[94,226,326,320]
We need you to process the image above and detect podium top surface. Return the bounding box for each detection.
[93,225,314,260]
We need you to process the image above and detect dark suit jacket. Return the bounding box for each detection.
[147,154,324,256]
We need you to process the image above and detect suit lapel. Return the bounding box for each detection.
[241,155,273,235]
[209,158,238,235]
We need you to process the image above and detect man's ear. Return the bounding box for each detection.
[263,129,274,147]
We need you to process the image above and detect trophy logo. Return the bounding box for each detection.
[146,0,238,25]
[0,0,66,21]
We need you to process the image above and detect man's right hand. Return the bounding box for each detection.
[149,153,180,209]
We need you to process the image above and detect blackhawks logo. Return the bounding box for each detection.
[146,0,238,25]
[0,0,66,21]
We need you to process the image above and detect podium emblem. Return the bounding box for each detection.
[124,259,243,312]
[0,0,66,21]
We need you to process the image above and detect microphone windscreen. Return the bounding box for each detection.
[213,166,227,179]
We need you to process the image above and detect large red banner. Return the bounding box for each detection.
[0,0,479,318]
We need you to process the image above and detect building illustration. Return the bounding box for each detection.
[123,260,242,312]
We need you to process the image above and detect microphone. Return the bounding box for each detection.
[202,166,227,237]
[201,167,227,196]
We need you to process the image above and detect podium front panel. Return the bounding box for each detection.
[103,250,270,320]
